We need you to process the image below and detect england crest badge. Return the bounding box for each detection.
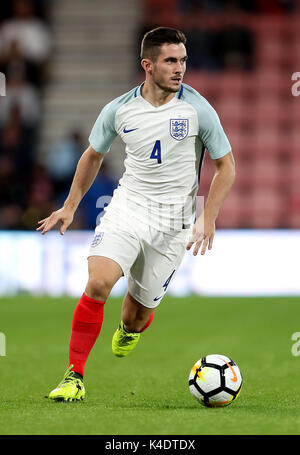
[170,118,189,141]
[91,232,104,247]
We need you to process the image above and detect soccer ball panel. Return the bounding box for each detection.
[224,364,242,392]
[195,366,221,394]
[206,354,232,367]
[189,382,205,404]
[207,390,234,407]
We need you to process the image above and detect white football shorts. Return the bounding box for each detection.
[88,210,191,308]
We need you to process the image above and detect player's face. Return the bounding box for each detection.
[151,43,187,93]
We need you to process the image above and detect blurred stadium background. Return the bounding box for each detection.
[0,0,299,296]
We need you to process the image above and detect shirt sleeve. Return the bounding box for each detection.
[89,101,118,154]
[198,103,231,160]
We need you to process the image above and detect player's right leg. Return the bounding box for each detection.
[47,256,122,402]
[111,225,190,359]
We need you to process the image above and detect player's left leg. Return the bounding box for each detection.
[112,292,154,358]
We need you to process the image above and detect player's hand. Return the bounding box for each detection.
[36,207,74,235]
[186,212,215,256]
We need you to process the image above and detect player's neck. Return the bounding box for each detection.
[141,81,176,107]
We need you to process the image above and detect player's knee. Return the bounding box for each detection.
[86,276,112,301]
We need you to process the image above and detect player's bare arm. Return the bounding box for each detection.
[37,145,104,235]
[186,151,235,256]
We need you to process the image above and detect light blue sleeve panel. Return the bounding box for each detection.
[181,84,231,160]
[89,87,137,154]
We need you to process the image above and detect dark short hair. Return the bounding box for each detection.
[140,27,186,61]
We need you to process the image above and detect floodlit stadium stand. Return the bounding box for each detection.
[141,1,300,228]
[0,0,299,230]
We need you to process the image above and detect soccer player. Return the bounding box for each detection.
[37,27,235,401]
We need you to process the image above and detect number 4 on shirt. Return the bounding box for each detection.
[150,140,162,164]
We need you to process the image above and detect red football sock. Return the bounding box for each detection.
[139,311,154,333]
[69,293,105,376]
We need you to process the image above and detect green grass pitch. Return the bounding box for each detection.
[0,295,299,435]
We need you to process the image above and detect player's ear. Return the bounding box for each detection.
[141,58,153,75]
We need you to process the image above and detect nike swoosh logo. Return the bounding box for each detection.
[153,295,162,302]
[219,357,238,382]
[123,127,138,133]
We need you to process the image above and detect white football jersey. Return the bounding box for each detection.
[89,83,231,232]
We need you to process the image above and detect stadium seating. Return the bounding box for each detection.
[35,2,300,230]
[194,13,300,228]
[2,1,298,230]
